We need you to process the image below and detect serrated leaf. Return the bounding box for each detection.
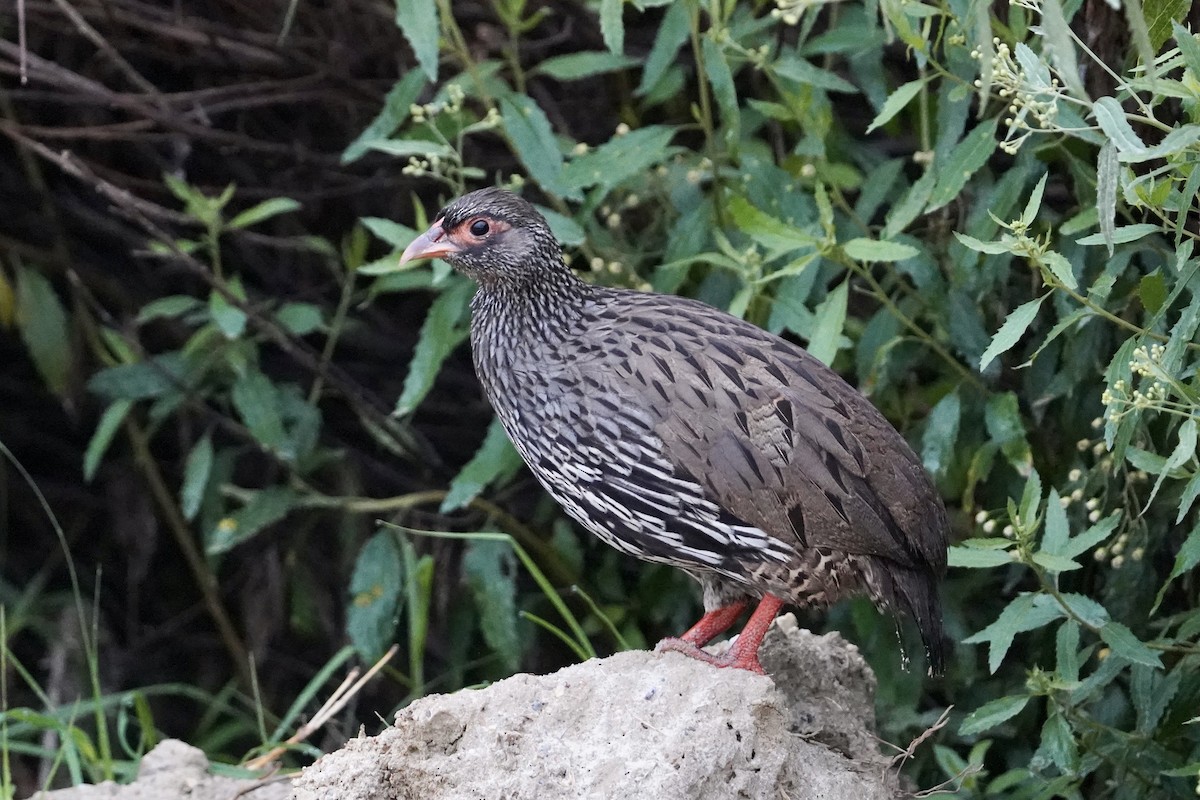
[926,117,999,212]
[343,70,428,164]
[206,487,298,554]
[228,197,300,229]
[534,205,586,247]
[440,418,524,512]
[1094,96,1148,156]
[884,166,935,237]
[947,546,1015,568]
[841,238,919,262]
[1076,223,1162,246]
[959,695,1030,736]
[136,295,202,324]
[953,231,1012,254]
[1019,172,1049,228]
[1041,488,1069,555]
[1036,712,1078,773]
[1040,251,1077,290]
[964,593,1063,672]
[83,400,132,482]
[499,94,570,198]
[463,539,521,671]
[1099,621,1162,668]
[866,77,927,133]
[727,196,818,256]
[1062,511,1120,560]
[16,266,71,396]
[807,281,848,366]
[209,278,247,340]
[232,370,286,451]
[1146,418,1197,510]
[1031,552,1082,573]
[560,125,679,195]
[395,0,440,81]
[1154,520,1200,611]
[979,294,1047,370]
[347,532,403,661]
[394,279,472,415]
[1174,21,1200,76]
[536,51,637,80]
[181,433,214,521]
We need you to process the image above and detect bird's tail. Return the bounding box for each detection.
[870,562,947,676]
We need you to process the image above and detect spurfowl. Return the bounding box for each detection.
[401,187,949,676]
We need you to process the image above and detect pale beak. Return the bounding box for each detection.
[399,220,461,265]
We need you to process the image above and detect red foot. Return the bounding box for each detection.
[656,595,784,675]
[678,600,748,647]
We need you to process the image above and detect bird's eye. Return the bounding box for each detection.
[469,219,490,237]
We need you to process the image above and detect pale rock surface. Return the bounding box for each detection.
[25,738,290,800]
[293,614,900,800]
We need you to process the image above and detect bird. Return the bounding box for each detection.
[400,187,949,676]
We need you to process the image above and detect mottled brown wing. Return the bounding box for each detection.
[611,294,948,575]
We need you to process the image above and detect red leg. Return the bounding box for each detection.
[656,595,784,675]
[677,600,748,647]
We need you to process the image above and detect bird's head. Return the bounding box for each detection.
[399,187,566,287]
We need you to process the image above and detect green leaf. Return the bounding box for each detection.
[361,217,417,249]
[537,51,638,80]
[227,197,300,229]
[1056,620,1081,683]
[1139,270,1168,314]
[1036,711,1078,773]
[232,370,286,451]
[88,353,188,401]
[16,266,72,396]
[884,166,935,238]
[136,295,202,324]
[948,546,1015,568]
[534,205,586,247]
[921,389,960,479]
[727,196,818,256]
[637,0,689,95]
[959,695,1029,736]
[1098,621,1162,668]
[964,593,1062,673]
[560,125,680,195]
[180,433,214,521]
[1061,513,1120,559]
[1076,223,1162,246]
[463,539,522,671]
[926,117,999,212]
[806,281,848,366]
[865,77,927,133]
[440,418,524,512]
[363,139,456,160]
[953,232,1012,255]
[1041,488,1069,555]
[701,36,739,134]
[275,302,325,335]
[1093,96,1148,156]
[979,294,1048,370]
[841,238,919,262]
[1174,21,1200,76]
[499,94,570,199]
[1146,418,1197,510]
[394,279,472,415]
[600,0,624,54]
[206,487,298,554]
[395,0,440,81]
[1031,552,1082,573]
[773,53,859,94]
[1040,251,1077,291]
[1096,141,1119,255]
[1132,662,1181,735]
[342,70,428,164]
[347,532,403,661]
[83,400,132,482]
[209,278,247,340]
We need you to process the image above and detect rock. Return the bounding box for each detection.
[26,739,290,800]
[293,614,899,800]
